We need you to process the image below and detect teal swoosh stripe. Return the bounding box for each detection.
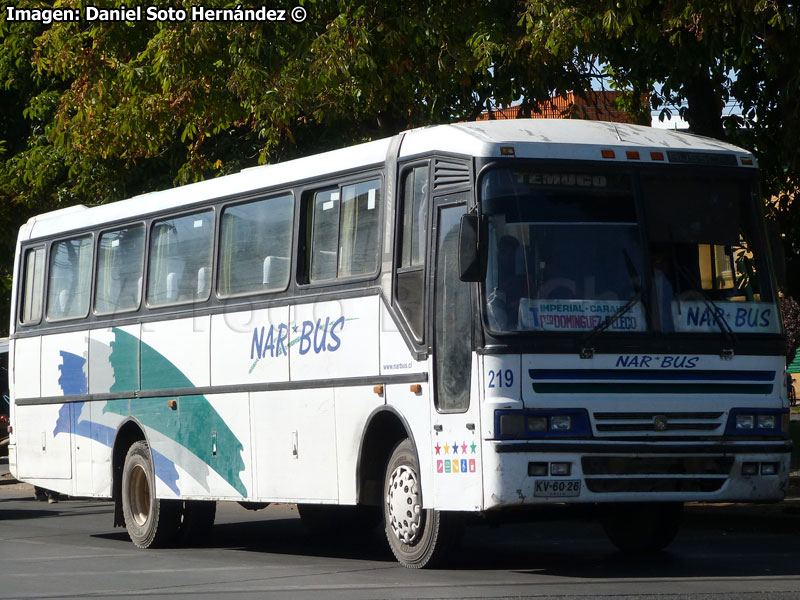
[104,328,247,496]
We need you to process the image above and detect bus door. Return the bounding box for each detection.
[429,194,483,510]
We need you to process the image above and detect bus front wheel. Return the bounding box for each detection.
[121,440,180,548]
[383,439,460,568]
[603,502,683,554]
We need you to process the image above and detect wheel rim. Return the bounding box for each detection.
[387,464,422,545]
[129,464,151,527]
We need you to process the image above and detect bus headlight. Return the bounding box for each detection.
[499,414,525,437]
[725,409,786,436]
[757,415,776,429]
[527,417,548,432]
[494,410,590,439]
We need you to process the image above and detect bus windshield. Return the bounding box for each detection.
[481,167,779,336]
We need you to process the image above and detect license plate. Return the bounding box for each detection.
[534,479,581,497]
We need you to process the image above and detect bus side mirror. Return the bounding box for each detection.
[459,213,482,282]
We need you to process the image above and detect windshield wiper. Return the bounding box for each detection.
[579,291,641,358]
[676,264,737,352]
[579,249,643,358]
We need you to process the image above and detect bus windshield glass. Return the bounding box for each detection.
[481,167,779,336]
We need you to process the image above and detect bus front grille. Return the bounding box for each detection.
[582,455,734,476]
[581,455,732,494]
[584,477,726,493]
[592,411,725,434]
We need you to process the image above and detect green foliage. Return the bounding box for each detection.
[1,0,800,333]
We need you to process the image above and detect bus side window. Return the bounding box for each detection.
[47,236,93,321]
[147,211,214,307]
[95,225,145,315]
[20,246,45,324]
[310,188,339,282]
[308,179,381,283]
[218,194,294,297]
[395,165,428,341]
[338,180,380,278]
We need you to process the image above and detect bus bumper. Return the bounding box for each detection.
[482,440,792,510]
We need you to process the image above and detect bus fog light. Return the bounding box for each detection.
[742,462,758,476]
[760,462,778,475]
[757,415,776,429]
[500,414,525,437]
[528,462,548,476]
[550,462,571,476]
[527,417,548,432]
[736,415,755,430]
[550,415,572,431]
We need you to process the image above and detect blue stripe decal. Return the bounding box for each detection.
[529,369,775,382]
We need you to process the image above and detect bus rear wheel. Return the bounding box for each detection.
[121,440,180,548]
[603,502,683,554]
[383,439,459,568]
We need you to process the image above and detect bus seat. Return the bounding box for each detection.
[314,250,337,281]
[197,266,209,298]
[263,256,290,288]
[165,272,178,302]
[58,289,70,316]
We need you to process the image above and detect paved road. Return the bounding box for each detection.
[1,483,800,600]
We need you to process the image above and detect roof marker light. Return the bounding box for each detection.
[650,151,665,161]
[626,151,640,160]
[500,146,515,156]
[741,157,754,166]
[601,149,616,159]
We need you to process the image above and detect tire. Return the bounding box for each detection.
[383,439,460,568]
[603,502,683,554]
[121,440,180,548]
[179,500,216,545]
[298,503,381,535]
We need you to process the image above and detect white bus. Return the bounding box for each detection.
[7,120,791,567]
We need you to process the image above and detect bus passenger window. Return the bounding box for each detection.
[20,247,45,324]
[309,179,381,283]
[147,211,214,306]
[219,194,294,296]
[95,225,145,315]
[339,180,380,278]
[310,189,339,282]
[47,236,93,321]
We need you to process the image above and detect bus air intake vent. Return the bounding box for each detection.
[433,159,471,191]
[529,369,775,396]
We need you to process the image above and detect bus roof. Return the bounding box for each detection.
[21,119,755,242]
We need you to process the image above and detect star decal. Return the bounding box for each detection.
[435,443,441,455]
[470,442,477,454]
[443,443,450,455]
[291,324,298,333]
[461,443,468,454]
[451,442,458,454]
